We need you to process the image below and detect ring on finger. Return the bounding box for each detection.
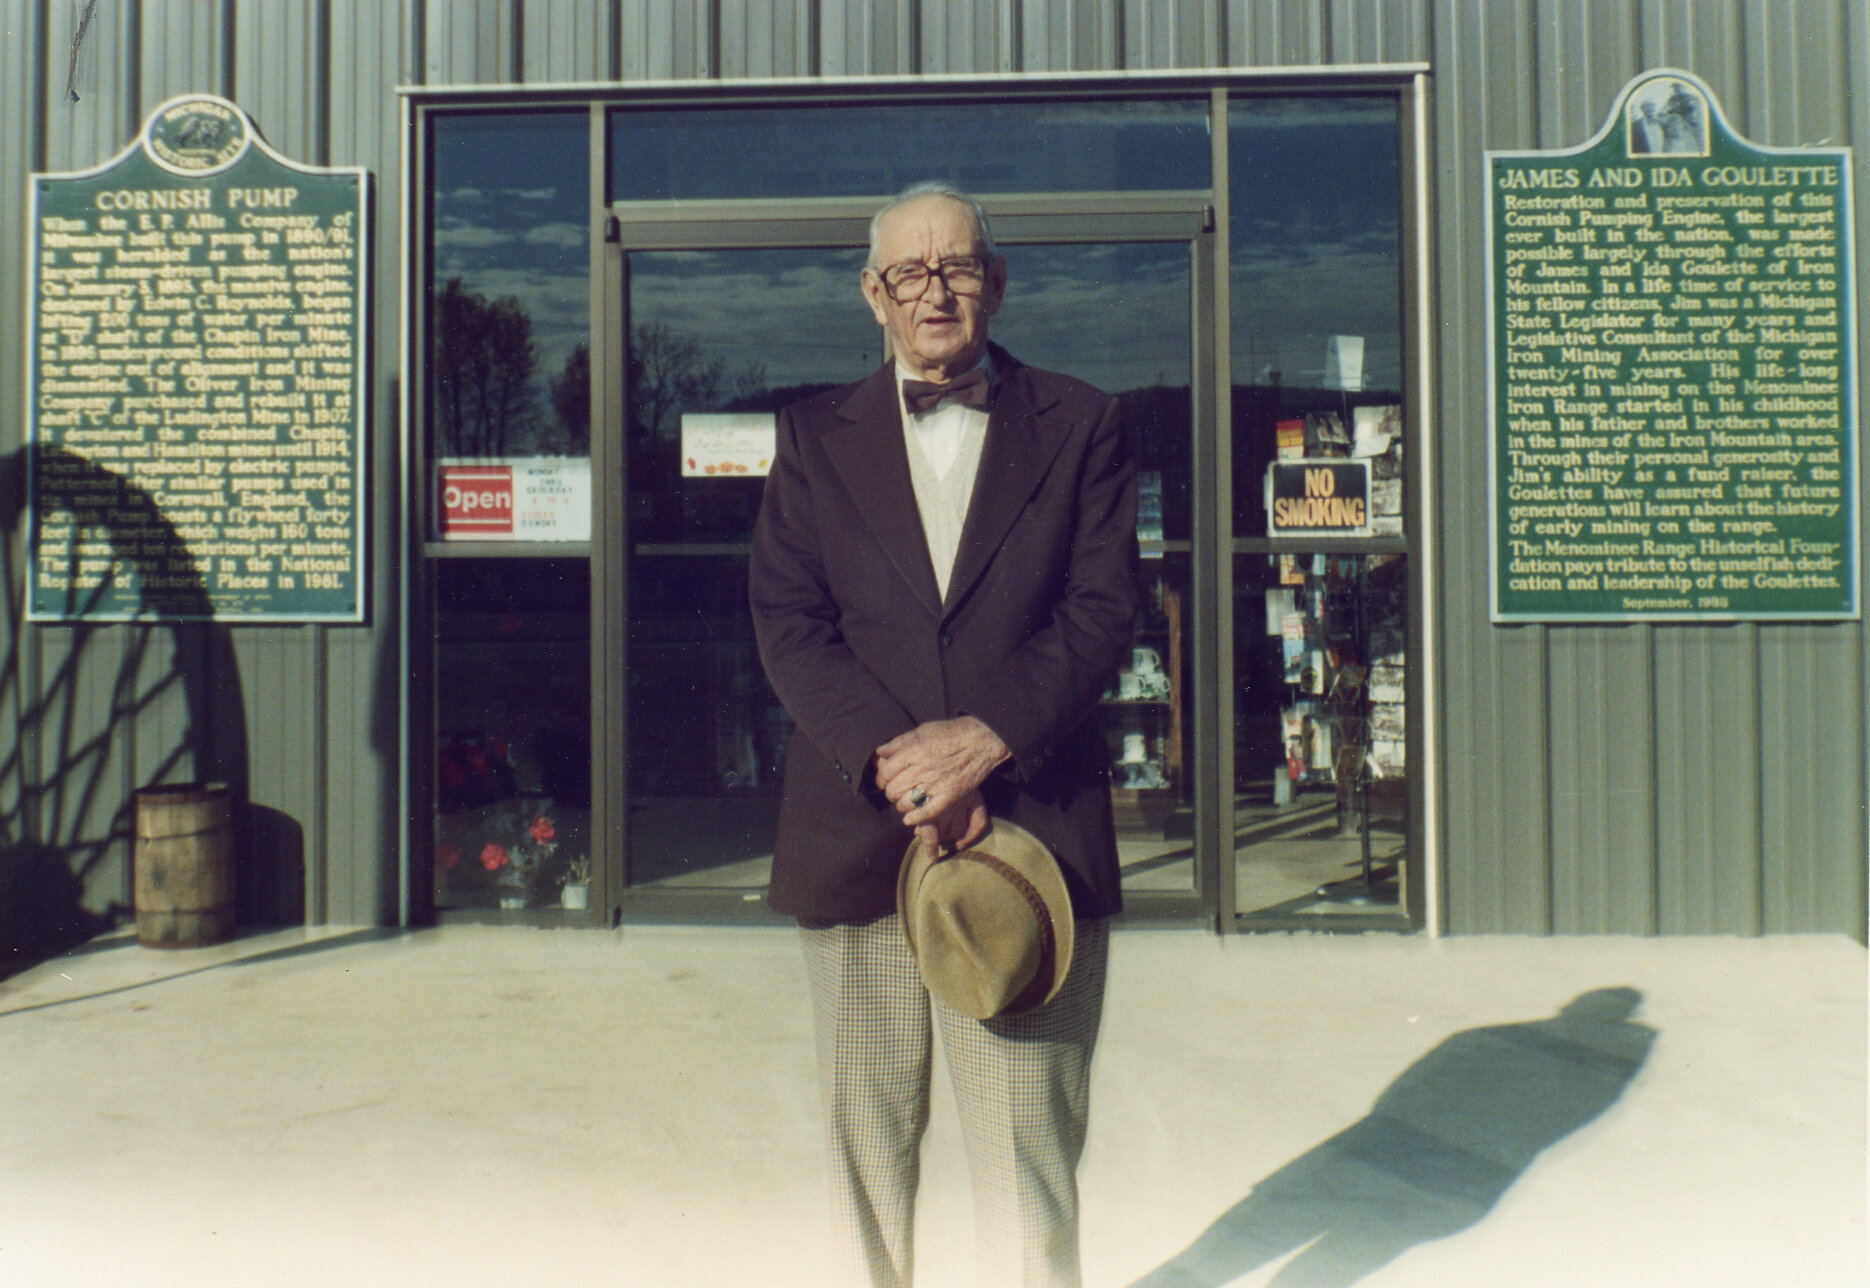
[909,786,930,809]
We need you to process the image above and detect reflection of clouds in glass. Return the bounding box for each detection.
[447,264,590,375]
[612,101,1211,200]
[523,223,586,249]
[430,113,591,399]
[1233,235,1401,388]
[1229,99,1397,130]
[996,246,1190,394]
[631,252,878,389]
[435,220,514,250]
[629,245,1197,397]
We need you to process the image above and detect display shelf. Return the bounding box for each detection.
[1102,578,1184,824]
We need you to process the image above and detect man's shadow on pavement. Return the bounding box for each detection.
[1131,987,1656,1288]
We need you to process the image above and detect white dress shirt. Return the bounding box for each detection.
[895,356,992,600]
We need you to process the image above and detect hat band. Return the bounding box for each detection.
[945,850,1058,1014]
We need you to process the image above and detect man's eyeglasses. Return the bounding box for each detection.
[874,256,990,302]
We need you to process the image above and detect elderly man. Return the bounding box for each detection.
[750,181,1139,1287]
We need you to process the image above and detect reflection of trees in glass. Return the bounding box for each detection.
[627,321,768,443]
[549,342,590,447]
[432,277,590,456]
[434,277,537,456]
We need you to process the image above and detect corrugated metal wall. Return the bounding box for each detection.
[1436,0,1867,939]
[1,0,1862,940]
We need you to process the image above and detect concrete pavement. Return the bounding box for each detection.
[0,924,1862,1287]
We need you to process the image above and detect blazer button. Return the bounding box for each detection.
[938,631,953,648]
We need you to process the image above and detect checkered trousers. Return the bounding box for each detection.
[799,913,1111,1288]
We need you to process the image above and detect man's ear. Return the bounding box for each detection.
[860,268,891,328]
[979,255,1007,318]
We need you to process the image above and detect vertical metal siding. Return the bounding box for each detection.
[423,0,517,85]
[234,1,322,159]
[325,0,409,925]
[1528,1,1654,937]
[1432,0,1866,938]
[1122,1,1210,69]
[1227,0,1325,66]
[1015,0,1116,71]
[1737,0,1867,938]
[138,0,227,103]
[1326,0,1430,67]
[526,0,619,82]
[1,2,37,865]
[31,0,152,918]
[1436,0,1553,934]
[2,0,1862,941]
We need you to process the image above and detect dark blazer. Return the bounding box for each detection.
[750,347,1139,922]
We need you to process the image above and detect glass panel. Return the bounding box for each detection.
[1106,557,1195,893]
[1233,551,1407,919]
[628,247,877,545]
[626,238,1196,897]
[995,242,1197,892]
[433,558,591,913]
[627,247,875,888]
[1229,98,1406,537]
[429,112,592,539]
[609,99,1210,202]
[995,242,1195,542]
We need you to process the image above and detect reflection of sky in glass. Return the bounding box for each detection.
[995,243,1189,395]
[431,111,590,381]
[610,99,1210,201]
[428,97,1403,407]
[629,242,1188,400]
[1230,99,1402,392]
[630,248,881,392]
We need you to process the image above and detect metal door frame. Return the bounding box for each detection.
[594,195,1220,925]
[402,71,1435,935]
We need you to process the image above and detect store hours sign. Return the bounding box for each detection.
[1489,69,1858,622]
[27,95,367,622]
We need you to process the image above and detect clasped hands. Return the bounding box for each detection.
[874,716,1011,856]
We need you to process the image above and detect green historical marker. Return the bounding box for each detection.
[27,94,368,622]
[1488,69,1857,622]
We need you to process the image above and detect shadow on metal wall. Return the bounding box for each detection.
[1130,988,1656,1288]
[0,445,300,978]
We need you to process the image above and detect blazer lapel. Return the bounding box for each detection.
[822,365,946,620]
[942,358,1070,617]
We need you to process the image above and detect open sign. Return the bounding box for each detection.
[439,466,514,536]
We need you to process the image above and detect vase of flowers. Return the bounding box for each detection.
[461,803,559,910]
[559,854,591,910]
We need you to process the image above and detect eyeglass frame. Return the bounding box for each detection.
[867,254,999,303]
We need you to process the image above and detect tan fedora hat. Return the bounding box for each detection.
[896,818,1075,1020]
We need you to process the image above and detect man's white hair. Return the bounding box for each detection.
[866,181,998,268]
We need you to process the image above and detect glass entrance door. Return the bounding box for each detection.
[608,209,1212,914]
[623,245,877,893]
[993,241,1201,899]
[1226,96,1414,928]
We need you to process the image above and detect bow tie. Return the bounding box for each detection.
[902,368,991,414]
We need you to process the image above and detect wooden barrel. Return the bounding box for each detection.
[134,783,235,948]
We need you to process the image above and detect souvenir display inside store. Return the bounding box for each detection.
[1231,390,1409,917]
